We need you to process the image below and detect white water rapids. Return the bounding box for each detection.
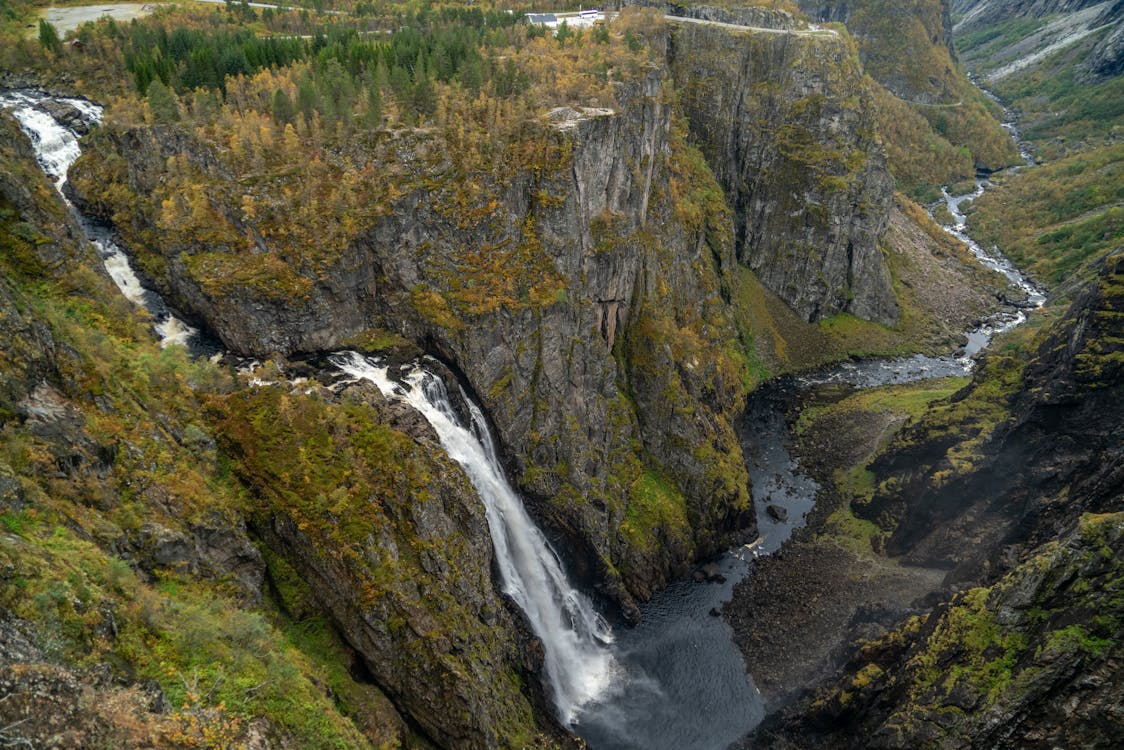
[331,351,617,722]
[0,89,202,349]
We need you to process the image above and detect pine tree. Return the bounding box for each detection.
[38,19,62,54]
[147,79,181,124]
[272,88,295,126]
[365,82,382,128]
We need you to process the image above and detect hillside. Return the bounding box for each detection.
[729,1,1123,747]
[3,0,1116,748]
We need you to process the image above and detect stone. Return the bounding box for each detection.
[767,504,789,522]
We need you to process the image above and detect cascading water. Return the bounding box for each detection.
[799,163,1046,390]
[330,351,616,722]
[0,89,211,353]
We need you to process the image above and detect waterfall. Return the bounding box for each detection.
[331,351,616,722]
[0,90,205,351]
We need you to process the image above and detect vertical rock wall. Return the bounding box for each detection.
[668,23,900,325]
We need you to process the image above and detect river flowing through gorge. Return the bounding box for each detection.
[2,86,1046,749]
[0,89,218,355]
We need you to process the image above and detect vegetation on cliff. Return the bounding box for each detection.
[790,0,1020,200]
[0,113,418,749]
[761,511,1123,749]
[5,0,1098,747]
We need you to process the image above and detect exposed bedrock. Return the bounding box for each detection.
[668,22,900,325]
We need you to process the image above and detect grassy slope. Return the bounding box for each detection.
[0,114,429,749]
[956,15,1123,300]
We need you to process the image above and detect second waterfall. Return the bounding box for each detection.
[331,351,616,722]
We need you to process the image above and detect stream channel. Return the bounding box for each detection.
[574,107,1045,749]
[2,87,1044,750]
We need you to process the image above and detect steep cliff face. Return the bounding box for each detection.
[952,0,1112,29]
[669,23,900,326]
[211,379,563,749]
[796,0,959,100]
[739,250,1122,750]
[953,0,1124,88]
[63,10,954,620]
[792,0,1020,185]
[0,111,425,749]
[70,62,757,616]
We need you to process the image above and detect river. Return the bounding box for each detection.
[574,101,1046,749]
[0,89,221,356]
[2,86,1044,750]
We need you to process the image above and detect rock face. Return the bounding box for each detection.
[631,1,797,29]
[212,379,571,749]
[859,250,1123,575]
[757,512,1124,749]
[797,0,959,99]
[1079,4,1124,80]
[66,19,905,616]
[740,252,1123,749]
[668,22,900,325]
[951,0,1110,29]
[953,0,1124,83]
[70,60,763,614]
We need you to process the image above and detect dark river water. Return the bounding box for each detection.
[575,107,1045,748]
[3,86,1044,750]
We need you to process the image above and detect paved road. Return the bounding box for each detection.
[662,13,838,37]
[188,0,342,13]
[43,4,157,35]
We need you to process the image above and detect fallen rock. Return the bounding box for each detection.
[767,504,789,522]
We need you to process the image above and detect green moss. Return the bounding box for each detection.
[821,502,887,555]
[909,588,1028,705]
[620,469,691,553]
[1041,625,1115,659]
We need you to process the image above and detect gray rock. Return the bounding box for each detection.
[767,504,789,522]
[669,23,900,326]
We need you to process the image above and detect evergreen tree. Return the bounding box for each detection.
[38,19,62,54]
[412,50,436,119]
[146,79,181,123]
[555,20,572,46]
[272,89,295,126]
[296,75,317,125]
[365,83,382,128]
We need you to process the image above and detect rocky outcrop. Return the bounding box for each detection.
[797,0,960,97]
[69,62,759,615]
[731,251,1121,748]
[952,0,1112,30]
[2,106,415,750]
[857,250,1123,576]
[0,610,172,749]
[64,16,935,621]
[630,2,797,29]
[756,512,1124,749]
[669,23,899,325]
[213,379,567,749]
[1083,7,1124,80]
